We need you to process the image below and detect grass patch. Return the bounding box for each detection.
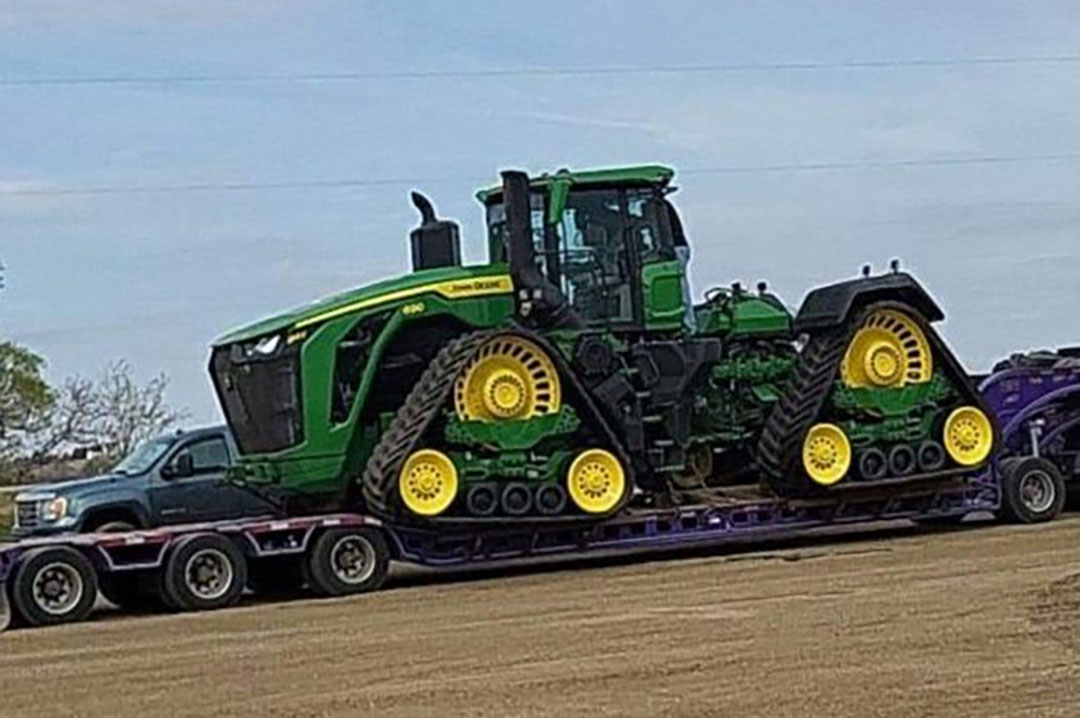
[0,492,13,539]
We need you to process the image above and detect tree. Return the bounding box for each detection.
[94,360,187,457]
[0,344,188,482]
[27,375,104,461]
[0,342,55,463]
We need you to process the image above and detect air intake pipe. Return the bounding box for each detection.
[501,170,579,328]
[409,192,461,271]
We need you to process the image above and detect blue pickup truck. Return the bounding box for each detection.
[12,425,276,537]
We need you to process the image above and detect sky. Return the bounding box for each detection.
[1,1,1078,424]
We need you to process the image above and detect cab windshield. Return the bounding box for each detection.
[113,437,174,475]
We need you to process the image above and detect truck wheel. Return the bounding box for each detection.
[162,534,247,612]
[11,546,98,627]
[307,527,389,597]
[999,457,1066,524]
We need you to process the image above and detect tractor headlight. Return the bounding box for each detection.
[42,496,68,522]
[252,334,281,356]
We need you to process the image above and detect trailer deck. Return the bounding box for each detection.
[0,472,998,632]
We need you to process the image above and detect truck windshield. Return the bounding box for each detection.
[113,437,173,475]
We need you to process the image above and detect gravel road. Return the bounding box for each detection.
[2,517,1079,718]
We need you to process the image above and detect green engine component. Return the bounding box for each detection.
[208,163,994,519]
[452,449,572,484]
[831,372,953,418]
[695,291,792,337]
[710,354,795,383]
[444,406,581,451]
[840,411,938,447]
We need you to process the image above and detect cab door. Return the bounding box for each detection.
[149,435,233,524]
[549,186,686,331]
[625,189,687,331]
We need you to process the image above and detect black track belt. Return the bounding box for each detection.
[361,330,494,521]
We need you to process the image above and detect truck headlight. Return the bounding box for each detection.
[42,497,68,521]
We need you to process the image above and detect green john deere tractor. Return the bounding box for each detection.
[210,165,995,523]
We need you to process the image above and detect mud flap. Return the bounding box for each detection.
[0,585,11,633]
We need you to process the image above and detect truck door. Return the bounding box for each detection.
[149,435,233,524]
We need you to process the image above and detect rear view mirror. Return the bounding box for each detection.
[164,451,194,479]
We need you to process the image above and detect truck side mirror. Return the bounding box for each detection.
[164,451,194,479]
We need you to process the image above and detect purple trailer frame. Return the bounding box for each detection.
[0,473,998,632]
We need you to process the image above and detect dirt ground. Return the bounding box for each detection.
[2,517,1079,718]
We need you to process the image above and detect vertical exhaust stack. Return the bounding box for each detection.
[501,170,579,328]
[409,192,461,272]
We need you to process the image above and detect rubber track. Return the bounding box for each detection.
[361,330,494,520]
[758,301,995,496]
[757,327,850,496]
[361,328,635,524]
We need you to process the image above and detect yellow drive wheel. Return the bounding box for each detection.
[943,406,993,466]
[454,336,561,422]
[841,309,933,388]
[399,449,458,516]
[567,449,626,514]
[802,423,852,486]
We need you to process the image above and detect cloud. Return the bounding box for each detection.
[0,178,53,194]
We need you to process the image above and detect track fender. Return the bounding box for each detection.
[794,272,944,333]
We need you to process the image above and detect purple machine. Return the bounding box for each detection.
[979,348,1080,521]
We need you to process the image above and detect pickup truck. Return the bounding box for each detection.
[11,425,276,537]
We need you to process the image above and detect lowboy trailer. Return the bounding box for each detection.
[0,472,1007,633]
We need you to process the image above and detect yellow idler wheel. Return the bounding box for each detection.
[454,336,561,422]
[841,309,933,388]
[801,423,852,486]
[943,406,993,466]
[398,449,458,516]
[567,449,626,514]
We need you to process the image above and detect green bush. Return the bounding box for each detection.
[0,493,12,539]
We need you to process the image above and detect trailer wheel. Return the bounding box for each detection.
[307,527,389,597]
[999,457,1066,524]
[162,534,247,612]
[11,546,98,627]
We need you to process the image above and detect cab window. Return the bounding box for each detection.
[180,437,230,474]
[555,188,635,324]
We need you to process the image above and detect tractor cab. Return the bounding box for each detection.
[479,166,690,332]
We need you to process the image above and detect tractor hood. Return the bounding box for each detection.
[214,263,512,346]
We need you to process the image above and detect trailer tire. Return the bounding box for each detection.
[999,457,1066,524]
[307,527,389,597]
[162,534,247,612]
[11,546,98,627]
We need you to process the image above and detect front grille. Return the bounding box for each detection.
[210,342,304,455]
[15,501,39,529]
